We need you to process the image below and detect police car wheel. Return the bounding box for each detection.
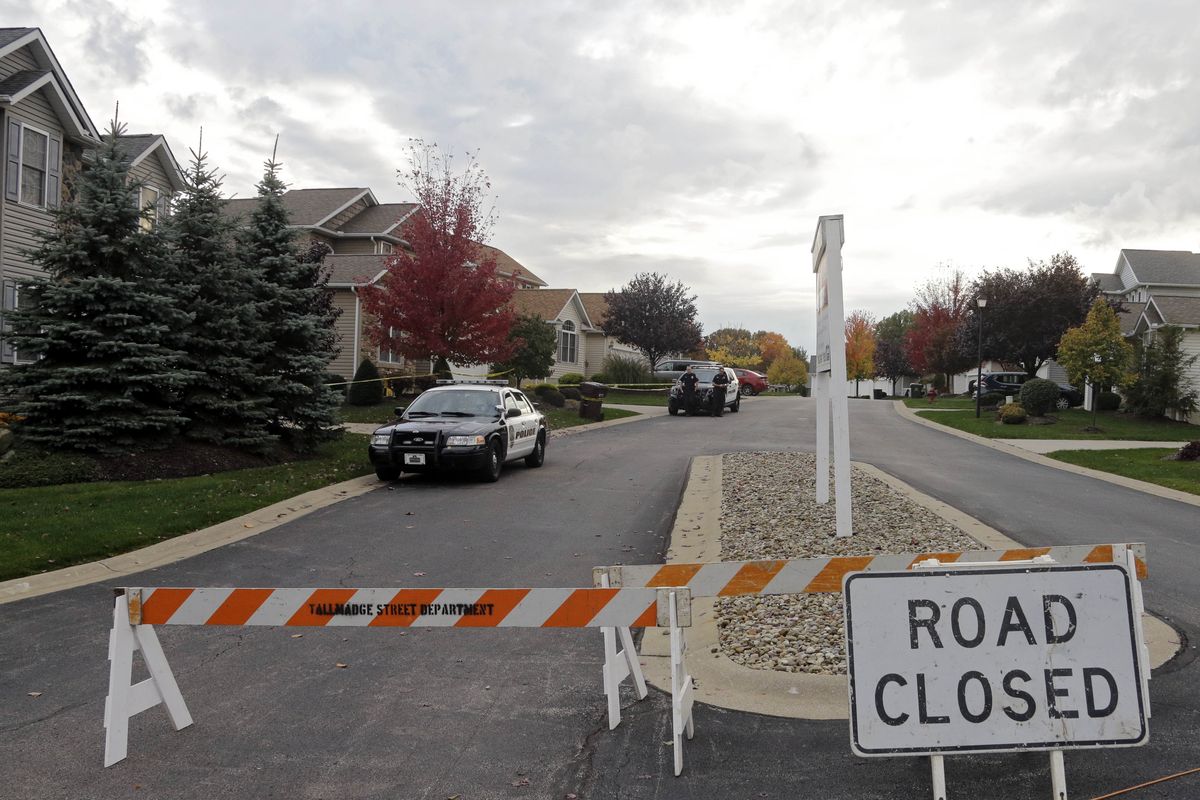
[730,397,740,413]
[668,399,679,416]
[481,440,504,482]
[375,466,399,481]
[525,433,545,467]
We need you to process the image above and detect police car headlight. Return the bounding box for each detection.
[371,433,391,446]
[446,435,486,447]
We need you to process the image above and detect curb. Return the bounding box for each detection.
[893,401,1200,509]
[0,475,382,605]
[634,454,1181,721]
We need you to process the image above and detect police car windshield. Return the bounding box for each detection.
[692,367,721,382]
[405,389,501,417]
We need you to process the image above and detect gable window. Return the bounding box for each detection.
[20,126,49,206]
[559,320,577,363]
[139,186,160,231]
[375,241,393,255]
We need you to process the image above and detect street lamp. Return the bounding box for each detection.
[975,296,987,418]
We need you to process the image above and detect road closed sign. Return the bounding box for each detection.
[844,565,1148,756]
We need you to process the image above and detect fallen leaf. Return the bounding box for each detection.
[413,571,426,577]
[637,773,653,779]
[290,634,303,639]
[243,523,254,529]
[565,795,578,799]
[511,778,530,787]
[335,662,348,669]
[27,691,42,698]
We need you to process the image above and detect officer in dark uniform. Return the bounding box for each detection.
[679,365,699,415]
[710,367,730,417]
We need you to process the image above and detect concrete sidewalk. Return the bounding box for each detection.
[998,438,1190,453]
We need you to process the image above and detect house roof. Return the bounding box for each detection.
[1120,249,1200,287]
[481,244,546,287]
[1091,272,1125,293]
[578,293,611,327]
[223,187,371,227]
[510,288,579,322]
[0,68,48,97]
[112,134,186,192]
[1115,301,1146,336]
[337,202,418,234]
[323,254,388,288]
[0,27,99,142]
[1147,295,1200,327]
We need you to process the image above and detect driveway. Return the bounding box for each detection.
[1,397,1196,799]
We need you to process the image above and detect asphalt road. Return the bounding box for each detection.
[1,397,1196,799]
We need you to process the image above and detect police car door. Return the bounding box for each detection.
[503,391,535,457]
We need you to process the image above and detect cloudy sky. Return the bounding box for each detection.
[7,0,1200,352]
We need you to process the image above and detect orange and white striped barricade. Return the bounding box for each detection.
[596,571,649,730]
[595,542,1145,776]
[103,585,690,767]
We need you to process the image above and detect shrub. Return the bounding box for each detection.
[346,359,384,406]
[323,372,349,399]
[1173,441,1200,461]
[979,392,1005,408]
[1096,391,1121,411]
[1019,378,1060,416]
[560,386,581,400]
[559,373,584,386]
[0,448,100,488]
[540,388,565,407]
[590,373,606,383]
[531,383,557,397]
[998,403,1027,425]
[603,354,652,384]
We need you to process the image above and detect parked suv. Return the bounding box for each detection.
[732,368,768,396]
[972,372,1084,409]
[653,359,718,382]
[667,365,740,415]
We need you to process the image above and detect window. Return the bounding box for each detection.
[516,393,535,415]
[559,320,577,363]
[1,280,26,363]
[375,241,393,254]
[504,393,520,414]
[139,186,160,231]
[379,326,401,364]
[19,126,48,206]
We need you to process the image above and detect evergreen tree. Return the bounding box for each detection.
[239,154,341,451]
[167,141,274,451]
[1,122,194,454]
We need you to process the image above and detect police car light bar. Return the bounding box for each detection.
[435,379,509,385]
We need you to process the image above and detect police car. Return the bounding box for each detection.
[368,380,547,482]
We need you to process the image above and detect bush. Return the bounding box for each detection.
[540,388,565,407]
[1019,378,1060,416]
[590,373,606,383]
[0,447,100,488]
[1096,391,1122,411]
[323,372,348,399]
[602,354,651,384]
[979,392,1005,408]
[1173,441,1200,461]
[998,403,1027,425]
[560,386,581,400]
[346,359,384,406]
[531,383,557,397]
[559,373,584,386]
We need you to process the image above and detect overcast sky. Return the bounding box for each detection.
[8,0,1200,352]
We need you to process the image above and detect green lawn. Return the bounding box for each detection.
[914,407,1198,441]
[541,406,638,428]
[338,400,403,424]
[0,434,373,582]
[1047,448,1200,496]
[602,389,670,407]
[902,397,976,410]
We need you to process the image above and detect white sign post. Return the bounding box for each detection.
[844,563,1149,799]
[812,214,852,537]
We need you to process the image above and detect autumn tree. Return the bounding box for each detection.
[1057,299,1134,429]
[602,272,702,370]
[961,253,1101,377]
[844,310,877,396]
[753,331,791,371]
[362,141,515,370]
[906,267,973,390]
[874,310,914,397]
[491,313,556,385]
[767,349,808,392]
[704,327,758,367]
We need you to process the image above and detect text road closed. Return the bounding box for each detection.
[844,565,1148,756]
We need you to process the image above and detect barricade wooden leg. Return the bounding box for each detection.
[103,595,192,767]
[599,574,649,730]
[1049,750,1068,800]
[1126,548,1152,719]
[669,590,695,776]
[930,754,947,800]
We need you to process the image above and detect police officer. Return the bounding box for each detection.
[679,365,699,415]
[710,367,730,417]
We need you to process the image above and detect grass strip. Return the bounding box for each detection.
[914,407,1196,441]
[0,435,373,582]
[1046,448,1200,496]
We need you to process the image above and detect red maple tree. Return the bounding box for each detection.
[905,268,973,384]
[362,141,516,368]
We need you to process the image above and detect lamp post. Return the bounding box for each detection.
[975,296,987,418]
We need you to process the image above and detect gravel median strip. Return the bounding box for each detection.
[716,451,982,676]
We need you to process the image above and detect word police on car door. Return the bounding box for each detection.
[844,565,1148,756]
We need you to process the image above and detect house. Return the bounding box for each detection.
[506,289,645,383]
[1093,249,1200,421]
[0,27,183,365]
[224,188,551,378]
[577,292,647,374]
